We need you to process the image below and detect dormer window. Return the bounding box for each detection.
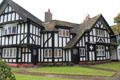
[59,29,69,37]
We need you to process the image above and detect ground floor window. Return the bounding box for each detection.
[79,48,85,56]
[44,49,52,58]
[96,45,105,56]
[54,49,62,58]
[2,48,17,58]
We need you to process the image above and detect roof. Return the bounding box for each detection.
[65,14,102,49]
[0,0,43,27]
[44,20,80,31]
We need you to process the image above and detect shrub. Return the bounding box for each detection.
[0,57,16,80]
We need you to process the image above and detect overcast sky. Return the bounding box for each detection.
[0,0,120,26]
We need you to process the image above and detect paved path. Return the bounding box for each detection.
[110,72,120,80]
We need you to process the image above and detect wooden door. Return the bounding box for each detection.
[72,49,79,64]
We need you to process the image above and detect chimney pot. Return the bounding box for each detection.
[84,14,90,22]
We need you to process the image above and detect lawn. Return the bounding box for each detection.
[11,68,25,72]
[15,74,74,80]
[90,62,120,71]
[29,66,115,77]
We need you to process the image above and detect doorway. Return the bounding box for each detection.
[72,49,79,64]
[32,49,38,65]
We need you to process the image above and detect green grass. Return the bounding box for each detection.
[90,62,120,71]
[15,74,74,80]
[29,66,115,77]
[11,68,25,72]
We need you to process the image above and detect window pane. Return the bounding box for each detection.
[12,26,16,34]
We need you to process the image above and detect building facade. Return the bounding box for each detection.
[0,0,117,67]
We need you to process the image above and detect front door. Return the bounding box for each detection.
[72,49,79,64]
[32,49,38,65]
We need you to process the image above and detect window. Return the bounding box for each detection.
[59,29,69,37]
[3,25,17,35]
[96,45,105,56]
[2,48,17,58]
[44,49,52,58]
[80,48,85,56]
[66,30,69,37]
[96,29,105,37]
[12,26,17,34]
[8,27,12,34]
[54,49,62,57]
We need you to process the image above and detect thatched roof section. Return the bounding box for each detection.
[44,20,80,31]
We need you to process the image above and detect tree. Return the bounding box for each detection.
[0,57,16,80]
[112,13,120,44]
[114,13,120,24]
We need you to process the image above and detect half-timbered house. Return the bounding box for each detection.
[0,0,117,67]
[0,0,44,67]
[42,13,117,64]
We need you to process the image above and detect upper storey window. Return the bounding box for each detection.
[96,29,105,37]
[59,29,69,37]
[2,24,17,35]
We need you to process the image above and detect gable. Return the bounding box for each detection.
[93,16,114,35]
[0,0,43,27]
[0,5,22,24]
[65,14,101,49]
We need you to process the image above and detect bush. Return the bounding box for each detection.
[0,58,16,80]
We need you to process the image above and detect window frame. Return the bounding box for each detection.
[2,48,17,58]
[59,29,70,37]
[54,49,62,58]
[2,24,17,35]
[44,49,52,58]
[96,45,105,56]
[79,48,85,56]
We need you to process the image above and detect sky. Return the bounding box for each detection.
[0,0,120,26]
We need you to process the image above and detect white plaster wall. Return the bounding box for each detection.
[117,45,120,60]
[111,47,117,60]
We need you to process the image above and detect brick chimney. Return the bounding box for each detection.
[84,14,90,22]
[45,9,52,22]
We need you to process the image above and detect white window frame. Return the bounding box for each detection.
[2,48,17,58]
[96,45,105,56]
[44,49,52,58]
[2,24,17,35]
[80,48,85,56]
[54,49,62,58]
[59,29,70,37]
[96,29,105,37]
